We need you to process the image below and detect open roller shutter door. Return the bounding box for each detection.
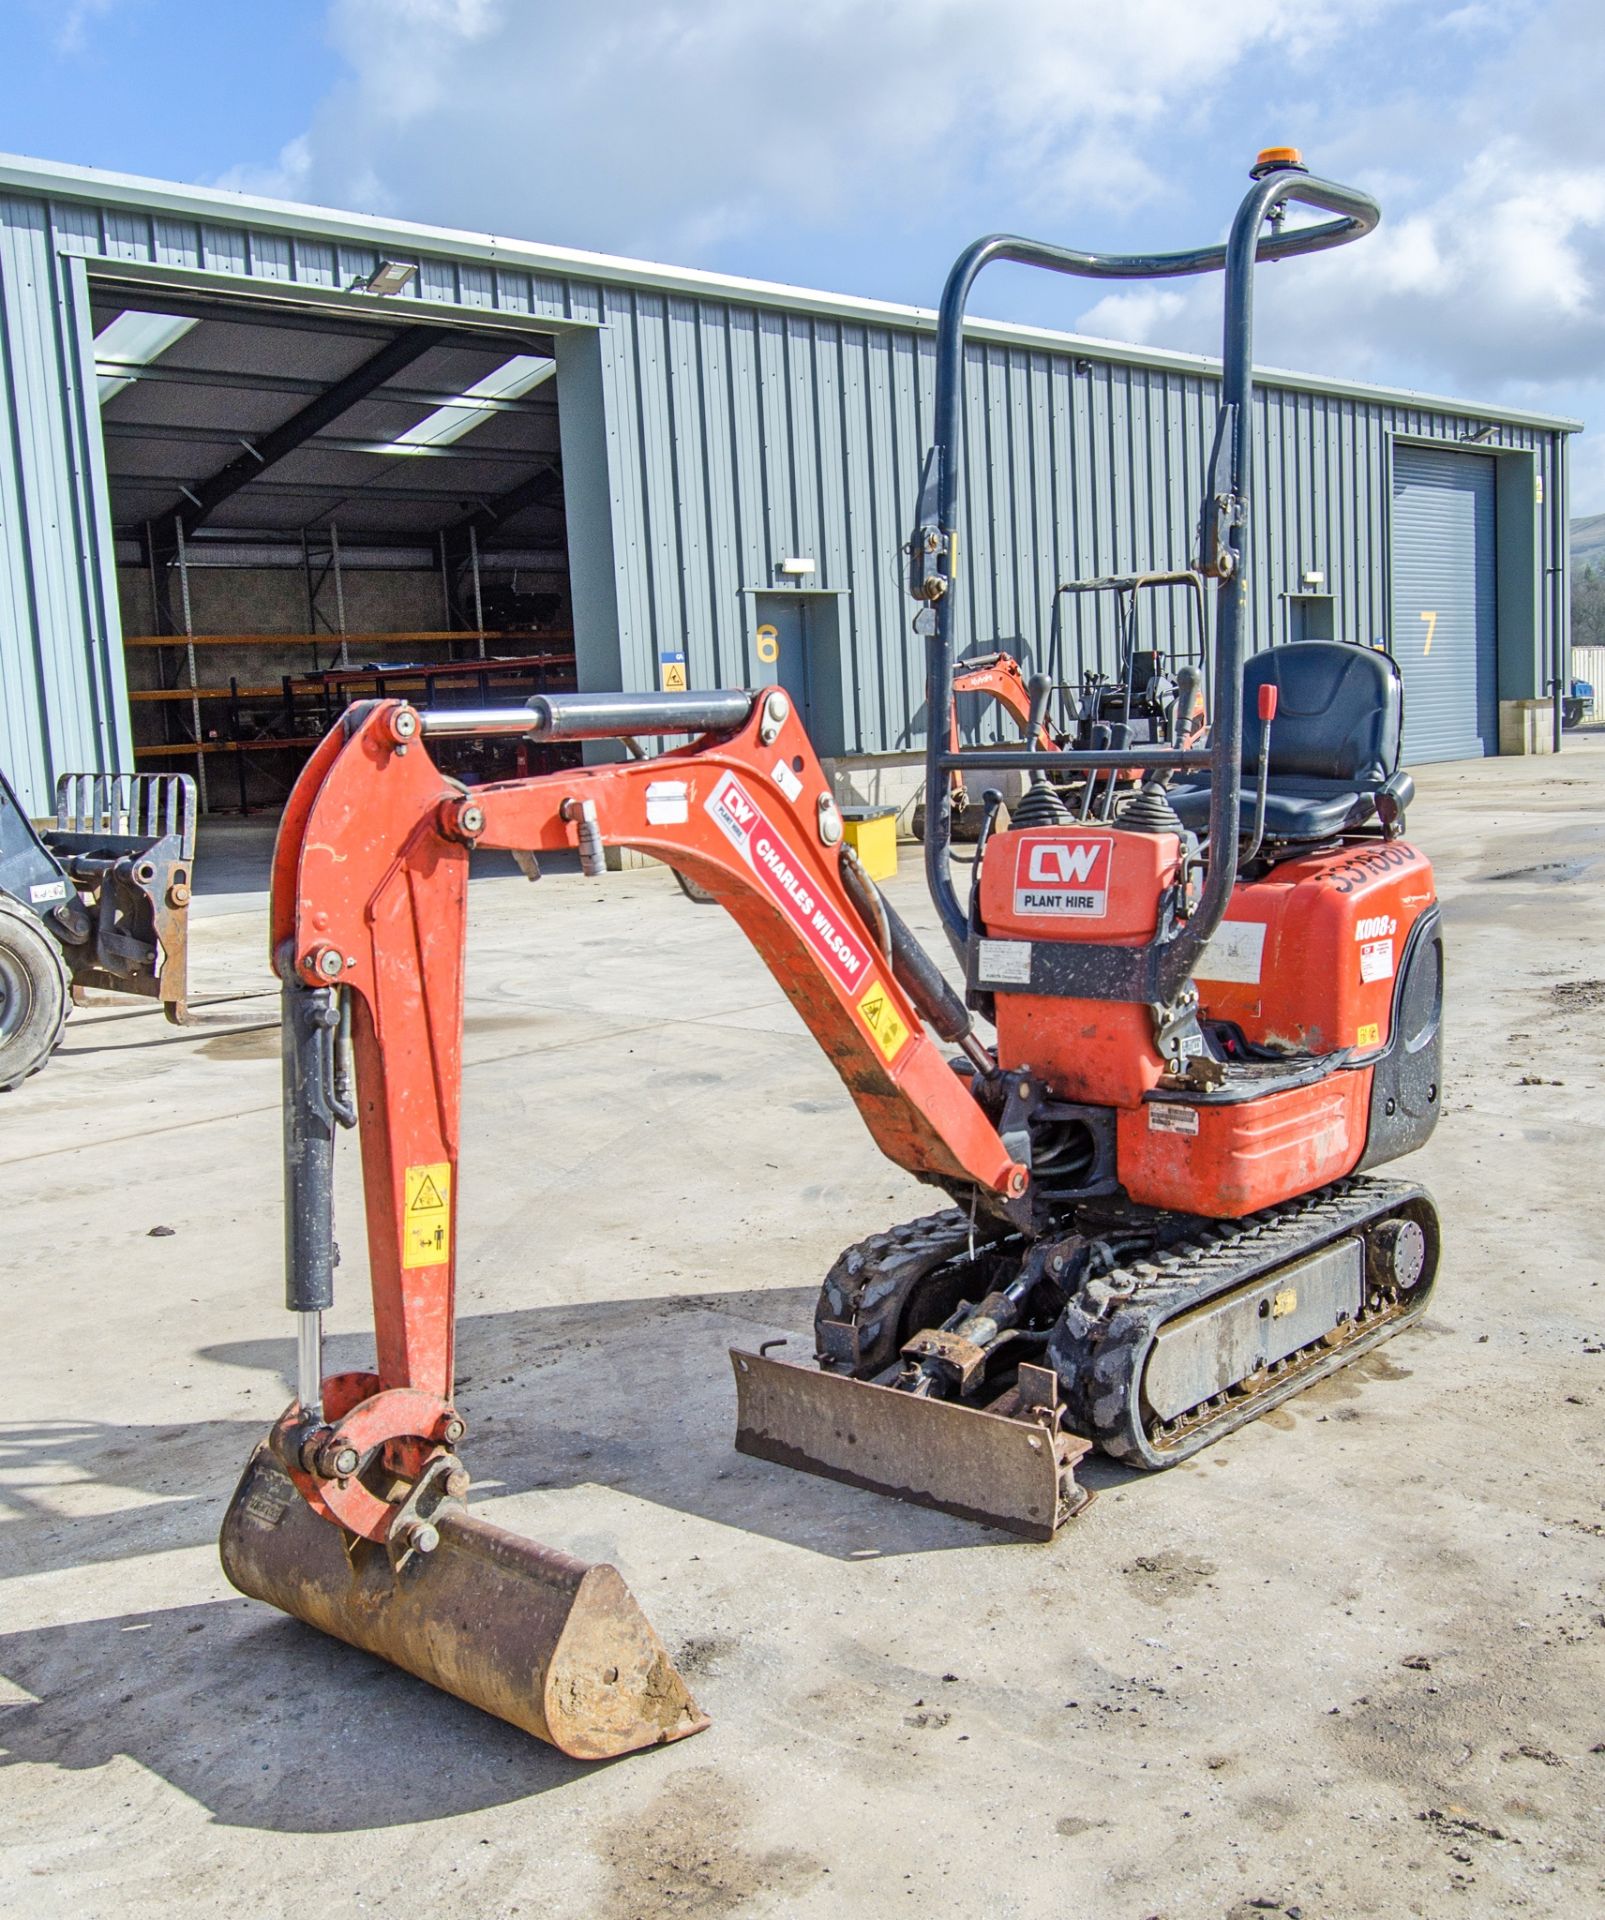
[1390,445,1498,761]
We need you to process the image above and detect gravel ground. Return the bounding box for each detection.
[1,741,1602,1920]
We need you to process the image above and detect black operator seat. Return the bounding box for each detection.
[1168,640,1414,841]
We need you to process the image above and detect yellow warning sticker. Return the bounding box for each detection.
[1356,1022,1381,1048]
[402,1162,452,1269]
[857,977,911,1064]
[661,659,687,691]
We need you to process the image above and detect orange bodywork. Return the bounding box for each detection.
[973,821,1436,1217]
[981,825,1181,1107]
[1195,840,1435,1058]
[1115,1070,1372,1216]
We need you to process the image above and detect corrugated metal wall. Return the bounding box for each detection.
[576,292,1570,756]
[0,196,130,811]
[0,173,1573,809]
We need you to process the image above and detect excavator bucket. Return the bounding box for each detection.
[730,1349,1090,1542]
[219,1445,709,1760]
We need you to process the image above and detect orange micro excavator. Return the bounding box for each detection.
[936,586,1209,839]
[221,152,1443,1760]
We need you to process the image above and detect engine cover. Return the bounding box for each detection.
[1195,839,1437,1058]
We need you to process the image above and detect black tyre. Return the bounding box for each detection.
[0,900,70,1090]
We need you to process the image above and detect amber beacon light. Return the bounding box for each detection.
[1251,145,1307,176]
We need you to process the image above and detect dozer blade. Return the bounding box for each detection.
[731,1349,1089,1541]
[219,1444,709,1760]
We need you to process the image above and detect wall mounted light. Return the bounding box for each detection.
[356,260,419,296]
[779,557,816,577]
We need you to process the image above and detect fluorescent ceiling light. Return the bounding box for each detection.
[95,310,198,402]
[387,354,555,452]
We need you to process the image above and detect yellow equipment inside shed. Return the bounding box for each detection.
[839,804,899,880]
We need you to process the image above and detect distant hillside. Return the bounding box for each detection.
[1573,513,1605,575]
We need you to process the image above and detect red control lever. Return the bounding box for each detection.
[1242,681,1279,863]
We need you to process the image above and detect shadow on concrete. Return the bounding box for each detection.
[0,1284,1084,1592]
[198,1287,1066,1562]
[0,1417,265,1582]
[0,1596,593,1829]
[0,1288,1143,1825]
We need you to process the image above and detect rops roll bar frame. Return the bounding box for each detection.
[914,162,1379,1003]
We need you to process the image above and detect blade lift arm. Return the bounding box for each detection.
[268,692,1026,1546]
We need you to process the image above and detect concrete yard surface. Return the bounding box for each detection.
[2,744,1603,1920]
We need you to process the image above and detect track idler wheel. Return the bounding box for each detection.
[219,1444,708,1760]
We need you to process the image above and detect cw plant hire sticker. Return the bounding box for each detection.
[402,1162,452,1269]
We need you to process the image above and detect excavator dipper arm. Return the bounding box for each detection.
[946,654,1057,791]
[951,654,1053,741]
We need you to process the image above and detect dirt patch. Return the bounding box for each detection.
[1054,1815,1106,1838]
[673,1633,740,1678]
[197,1024,279,1061]
[1548,979,1605,1013]
[1486,859,1597,884]
[1121,1551,1218,1607]
[1300,1345,1411,1409]
[592,1768,822,1920]
[1351,1348,1411,1383]
[461,1010,556,1036]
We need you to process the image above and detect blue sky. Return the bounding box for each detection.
[4,0,1602,507]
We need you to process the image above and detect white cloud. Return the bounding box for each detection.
[214,135,314,205]
[1193,132,1605,395]
[216,0,1605,505]
[228,0,1393,252]
[54,0,121,55]
[1074,288,1192,347]
[1059,2,1605,501]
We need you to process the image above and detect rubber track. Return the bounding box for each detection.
[815,1208,997,1376]
[1049,1174,1439,1469]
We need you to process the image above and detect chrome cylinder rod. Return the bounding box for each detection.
[297,1310,324,1426]
[417,690,756,741]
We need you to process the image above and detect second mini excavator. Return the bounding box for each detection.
[933,586,1208,840]
[221,151,1443,1759]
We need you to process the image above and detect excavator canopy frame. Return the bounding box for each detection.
[912,162,1380,999]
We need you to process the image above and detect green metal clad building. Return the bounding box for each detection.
[0,151,1577,815]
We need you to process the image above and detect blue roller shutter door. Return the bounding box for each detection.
[1390,444,1498,761]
